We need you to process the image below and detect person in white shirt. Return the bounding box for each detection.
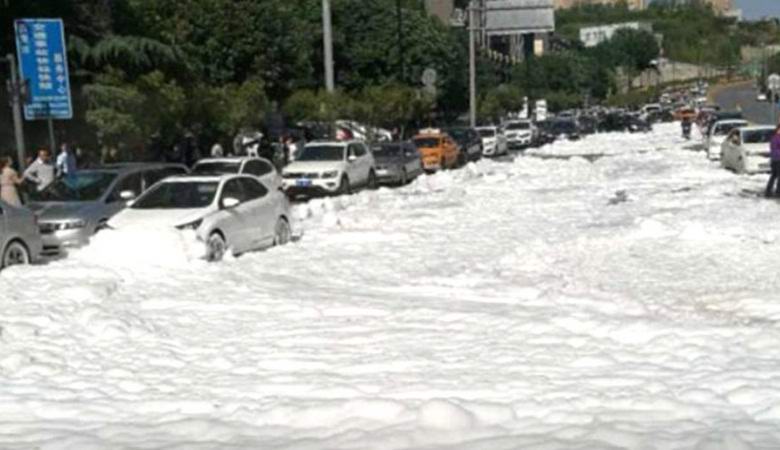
[23,148,55,191]
[56,143,77,178]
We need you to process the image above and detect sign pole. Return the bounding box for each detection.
[468,1,477,128]
[322,0,335,93]
[6,54,27,170]
[47,118,56,155]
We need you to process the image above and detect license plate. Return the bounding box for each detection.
[296,179,312,187]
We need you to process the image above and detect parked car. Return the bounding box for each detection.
[549,119,581,140]
[282,140,376,197]
[413,129,460,172]
[720,126,775,174]
[28,163,188,254]
[192,157,281,190]
[0,200,42,269]
[503,120,536,150]
[110,174,291,262]
[445,127,482,164]
[706,119,749,160]
[476,126,508,156]
[371,142,424,185]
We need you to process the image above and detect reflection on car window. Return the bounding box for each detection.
[743,129,775,144]
[414,138,441,148]
[29,171,117,202]
[132,182,219,209]
[193,162,241,175]
[297,146,345,161]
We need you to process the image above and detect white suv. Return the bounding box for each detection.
[282,141,377,196]
[503,120,536,150]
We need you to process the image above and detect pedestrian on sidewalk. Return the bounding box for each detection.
[56,142,77,178]
[0,157,24,206]
[766,124,780,198]
[23,148,55,192]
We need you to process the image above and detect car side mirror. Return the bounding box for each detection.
[222,197,240,209]
[119,190,136,201]
[348,154,357,162]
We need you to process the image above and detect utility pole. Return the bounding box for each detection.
[468,1,477,128]
[6,54,27,170]
[397,0,405,83]
[322,0,335,92]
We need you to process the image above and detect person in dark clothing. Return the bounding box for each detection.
[766,125,780,197]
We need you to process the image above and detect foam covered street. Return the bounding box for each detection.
[2,124,780,449]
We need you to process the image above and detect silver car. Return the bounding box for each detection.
[0,200,43,269]
[28,163,188,254]
[191,157,282,190]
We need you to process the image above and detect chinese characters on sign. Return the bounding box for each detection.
[14,18,73,120]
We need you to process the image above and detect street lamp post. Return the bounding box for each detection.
[397,0,405,83]
[322,0,335,92]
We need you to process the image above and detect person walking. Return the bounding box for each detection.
[56,142,77,178]
[23,148,55,191]
[767,124,780,198]
[210,142,224,158]
[0,157,24,206]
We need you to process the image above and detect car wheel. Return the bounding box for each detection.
[338,175,351,195]
[367,170,378,190]
[399,168,408,186]
[2,240,30,269]
[206,232,227,262]
[274,217,291,246]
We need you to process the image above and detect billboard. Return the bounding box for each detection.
[14,18,73,120]
[484,0,555,36]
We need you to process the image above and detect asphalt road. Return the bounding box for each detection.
[713,81,776,125]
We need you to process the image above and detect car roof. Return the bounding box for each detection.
[194,157,272,164]
[161,174,248,183]
[740,126,775,132]
[95,162,188,173]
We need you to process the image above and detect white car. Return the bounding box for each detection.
[720,126,775,174]
[282,141,376,196]
[503,120,536,150]
[706,119,749,160]
[110,174,292,262]
[476,126,508,157]
[192,157,281,190]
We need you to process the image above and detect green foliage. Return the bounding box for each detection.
[478,85,524,123]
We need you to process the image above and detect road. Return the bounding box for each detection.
[713,81,776,124]
[5,123,780,448]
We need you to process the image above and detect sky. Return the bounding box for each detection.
[735,0,780,20]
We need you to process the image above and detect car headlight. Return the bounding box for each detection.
[176,218,203,230]
[321,170,339,179]
[51,219,86,231]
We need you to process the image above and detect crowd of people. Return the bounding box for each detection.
[0,143,78,207]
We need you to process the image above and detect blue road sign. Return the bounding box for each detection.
[14,18,73,120]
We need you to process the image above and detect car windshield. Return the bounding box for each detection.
[506,122,530,130]
[374,145,402,156]
[192,162,241,175]
[296,145,345,161]
[553,121,577,133]
[133,181,219,209]
[715,123,745,135]
[29,171,117,202]
[478,129,495,138]
[743,129,775,144]
[446,129,468,141]
[414,137,441,148]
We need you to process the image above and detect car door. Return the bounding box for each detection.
[404,144,421,175]
[347,144,367,185]
[237,177,276,248]
[216,178,251,253]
